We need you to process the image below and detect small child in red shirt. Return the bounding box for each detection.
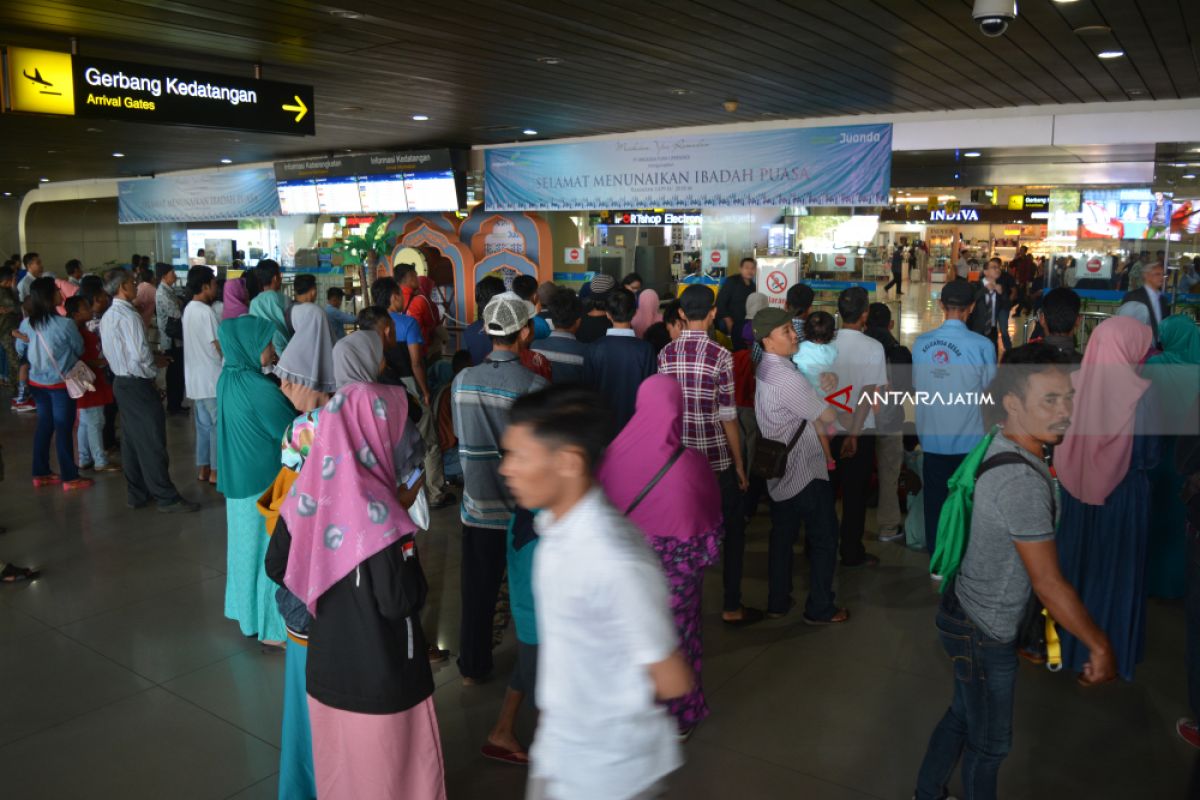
[66,296,118,472]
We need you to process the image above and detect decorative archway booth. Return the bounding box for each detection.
[387,208,554,326]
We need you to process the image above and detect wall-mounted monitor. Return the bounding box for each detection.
[274,150,464,215]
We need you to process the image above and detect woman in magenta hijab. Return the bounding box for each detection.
[596,374,722,737]
[631,288,663,338]
[222,277,250,320]
[1054,316,1160,682]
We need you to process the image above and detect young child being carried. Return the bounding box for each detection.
[792,310,838,470]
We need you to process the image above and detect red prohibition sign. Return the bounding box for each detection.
[766,270,788,294]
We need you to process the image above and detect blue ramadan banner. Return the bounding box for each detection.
[118,167,281,223]
[484,124,892,210]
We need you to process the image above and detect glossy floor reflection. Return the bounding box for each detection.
[0,279,1195,799]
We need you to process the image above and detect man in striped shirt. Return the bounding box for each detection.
[451,292,549,683]
[753,307,848,625]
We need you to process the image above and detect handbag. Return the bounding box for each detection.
[164,314,183,341]
[750,418,808,481]
[625,445,686,515]
[35,328,96,400]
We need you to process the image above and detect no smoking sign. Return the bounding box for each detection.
[765,270,788,294]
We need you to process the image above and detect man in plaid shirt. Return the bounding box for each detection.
[658,285,760,626]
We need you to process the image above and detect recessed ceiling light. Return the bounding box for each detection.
[1053,0,1080,3]
[3,192,11,197]
[86,127,102,133]
[39,177,49,182]
[1184,174,1197,180]
[535,56,563,65]
[963,151,982,157]
[1098,50,1125,59]
[339,106,363,113]
[112,152,125,158]
[16,165,29,170]
[523,129,538,136]
[1128,88,1144,96]
[412,114,429,121]
[1074,25,1112,35]
[219,158,233,164]
[668,88,692,96]
[329,9,362,19]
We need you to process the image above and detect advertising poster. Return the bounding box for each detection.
[485,124,892,210]
[119,168,281,223]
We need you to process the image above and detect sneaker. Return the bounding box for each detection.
[879,527,905,543]
[157,499,201,513]
[62,478,94,491]
[12,400,36,413]
[1177,718,1200,749]
[931,572,945,583]
[32,474,61,487]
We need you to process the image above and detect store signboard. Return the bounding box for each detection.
[484,124,892,210]
[3,47,316,135]
[609,210,702,225]
[118,168,281,223]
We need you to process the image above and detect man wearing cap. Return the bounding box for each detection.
[451,291,549,684]
[753,307,848,624]
[577,274,616,343]
[913,280,996,560]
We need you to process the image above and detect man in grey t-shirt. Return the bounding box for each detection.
[914,344,1116,800]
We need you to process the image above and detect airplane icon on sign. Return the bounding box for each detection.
[23,67,62,95]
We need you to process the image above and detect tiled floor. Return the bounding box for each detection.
[0,278,1196,799]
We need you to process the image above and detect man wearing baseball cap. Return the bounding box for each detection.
[753,308,848,624]
[912,280,996,560]
[451,291,549,684]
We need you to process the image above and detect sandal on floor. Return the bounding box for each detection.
[721,607,765,627]
[802,608,851,626]
[197,467,211,482]
[1,563,40,583]
[480,744,529,765]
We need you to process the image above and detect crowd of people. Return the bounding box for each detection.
[1,248,1198,800]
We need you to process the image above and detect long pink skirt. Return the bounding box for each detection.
[307,694,446,800]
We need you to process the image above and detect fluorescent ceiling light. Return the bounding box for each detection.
[1098,50,1125,59]
[412,114,429,121]
[112,152,125,158]
[1183,174,1197,180]
[219,158,233,164]
[523,129,538,135]
[963,151,981,157]
[39,177,49,182]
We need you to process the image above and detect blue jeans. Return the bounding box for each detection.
[916,586,1018,800]
[768,478,839,619]
[76,406,108,468]
[1187,525,1200,721]
[31,385,79,481]
[193,397,217,467]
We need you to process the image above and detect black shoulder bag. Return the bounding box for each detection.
[750,419,809,481]
[625,445,686,515]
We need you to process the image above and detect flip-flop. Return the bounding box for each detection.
[1,564,40,583]
[802,608,851,626]
[481,744,529,765]
[721,607,765,627]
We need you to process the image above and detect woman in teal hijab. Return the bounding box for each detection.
[249,286,291,356]
[1146,315,1200,598]
[217,316,298,645]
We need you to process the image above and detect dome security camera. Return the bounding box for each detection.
[973,0,1016,37]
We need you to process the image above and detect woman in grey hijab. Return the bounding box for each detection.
[333,330,385,389]
[275,302,337,411]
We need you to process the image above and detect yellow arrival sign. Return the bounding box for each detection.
[4,47,75,116]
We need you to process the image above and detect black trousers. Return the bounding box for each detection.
[102,401,119,450]
[458,525,508,680]
[111,376,182,506]
[831,433,876,564]
[884,267,903,293]
[718,466,748,613]
[165,344,185,412]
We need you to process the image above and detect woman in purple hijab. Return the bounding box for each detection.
[222,277,249,320]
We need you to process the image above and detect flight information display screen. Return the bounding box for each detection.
[274,150,461,215]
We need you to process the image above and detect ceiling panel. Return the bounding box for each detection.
[0,0,1198,196]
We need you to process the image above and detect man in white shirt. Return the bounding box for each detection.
[100,268,198,514]
[499,384,690,800]
[17,252,46,302]
[830,287,887,568]
[182,267,223,484]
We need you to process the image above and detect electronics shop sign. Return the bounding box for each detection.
[3,48,315,135]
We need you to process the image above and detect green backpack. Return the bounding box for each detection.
[930,426,1039,592]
